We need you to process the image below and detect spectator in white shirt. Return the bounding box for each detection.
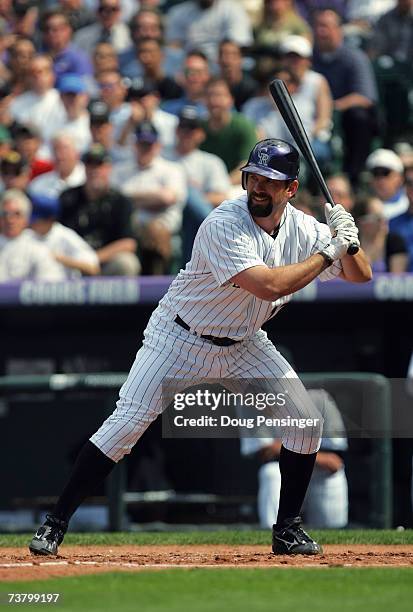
[117,121,187,275]
[30,193,100,278]
[28,132,86,200]
[74,0,131,55]
[0,189,65,281]
[9,54,67,156]
[56,73,92,154]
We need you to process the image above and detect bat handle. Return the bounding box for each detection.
[321,188,359,256]
[347,243,359,255]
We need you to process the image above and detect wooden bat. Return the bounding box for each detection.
[269,78,359,255]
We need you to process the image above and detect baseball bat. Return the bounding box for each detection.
[269,78,359,255]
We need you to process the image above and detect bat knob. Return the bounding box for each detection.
[347,243,359,256]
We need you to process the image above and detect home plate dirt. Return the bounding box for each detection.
[1,545,413,581]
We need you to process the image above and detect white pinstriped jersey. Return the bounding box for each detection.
[160,194,342,340]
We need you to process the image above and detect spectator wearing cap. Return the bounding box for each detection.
[218,39,257,111]
[132,38,183,101]
[390,166,413,271]
[0,188,65,281]
[366,148,409,220]
[13,124,54,180]
[353,196,408,273]
[6,36,35,96]
[9,54,66,156]
[115,121,187,275]
[254,0,312,50]
[0,151,31,194]
[28,132,86,200]
[162,50,210,119]
[164,105,231,261]
[118,77,178,154]
[89,99,134,166]
[57,73,92,153]
[74,0,131,55]
[312,8,379,186]
[59,143,140,276]
[119,8,185,80]
[200,77,257,185]
[165,0,253,66]
[96,69,131,142]
[41,9,93,82]
[30,192,100,278]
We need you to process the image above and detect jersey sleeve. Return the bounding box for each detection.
[197,219,266,287]
[309,217,343,282]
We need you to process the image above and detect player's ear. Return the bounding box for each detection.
[287,179,299,198]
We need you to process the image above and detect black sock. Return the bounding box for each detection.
[53,440,116,523]
[275,445,317,527]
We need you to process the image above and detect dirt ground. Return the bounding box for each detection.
[1,545,413,581]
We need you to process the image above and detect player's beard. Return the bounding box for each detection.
[247,193,274,217]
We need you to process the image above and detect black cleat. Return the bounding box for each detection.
[29,514,68,556]
[272,516,322,555]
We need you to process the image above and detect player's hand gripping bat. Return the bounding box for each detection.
[269,78,359,255]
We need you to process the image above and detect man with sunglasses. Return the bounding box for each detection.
[366,148,409,220]
[74,0,131,55]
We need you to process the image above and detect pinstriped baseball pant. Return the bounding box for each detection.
[91,305,323,462]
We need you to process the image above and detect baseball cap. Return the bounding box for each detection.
[57,73,87,94]
[178,106,203,130]
[366,148,404,174]
[88,100,110,124]
[29,193,60,222]
[135,121,159,144]
[82,143,111,164]
[279,35,312,58]
[0,151,29,174]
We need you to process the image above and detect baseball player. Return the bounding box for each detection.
[29,139,371,556]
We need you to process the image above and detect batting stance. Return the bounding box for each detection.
[29,139,371,556]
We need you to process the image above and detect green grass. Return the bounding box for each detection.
[1,529,412,548]
[1,568,413,612]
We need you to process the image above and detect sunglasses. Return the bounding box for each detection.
[404,178,413,187]
[371,167,392,178]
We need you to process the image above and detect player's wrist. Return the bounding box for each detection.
[317,250,334,267]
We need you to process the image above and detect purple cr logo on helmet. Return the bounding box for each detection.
[240,139,300,189]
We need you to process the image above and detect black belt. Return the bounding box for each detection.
[174,315,239,347]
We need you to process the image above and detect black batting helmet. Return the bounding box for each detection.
[241,139,300,189]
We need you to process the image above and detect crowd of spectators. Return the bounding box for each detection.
[0,0,413,281]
